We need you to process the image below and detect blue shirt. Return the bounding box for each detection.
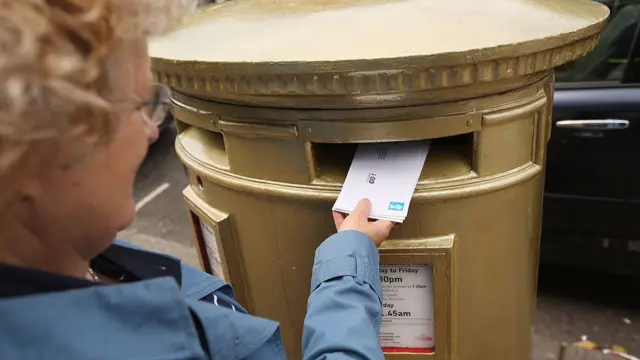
[0,230,384,360]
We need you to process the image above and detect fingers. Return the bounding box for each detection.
[373,220,395,237]
[351,198,372,220]
[332,211,346,231]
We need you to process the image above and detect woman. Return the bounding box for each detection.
[0,1,394,359]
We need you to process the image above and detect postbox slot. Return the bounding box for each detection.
[178,126,229,170]
[209,130,227,156]
[310,133,474,184]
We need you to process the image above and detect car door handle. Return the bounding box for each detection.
[556,119,630,130]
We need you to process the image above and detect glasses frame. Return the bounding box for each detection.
[137,84,172,126]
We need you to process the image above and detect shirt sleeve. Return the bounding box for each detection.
[302,230,384,360]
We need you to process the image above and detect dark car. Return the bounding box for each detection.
[541,0,640,275]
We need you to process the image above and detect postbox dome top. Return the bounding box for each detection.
[150,0,609,106]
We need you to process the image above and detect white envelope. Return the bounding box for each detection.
[333,140,431,222]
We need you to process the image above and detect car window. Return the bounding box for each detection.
[555,0,640,83]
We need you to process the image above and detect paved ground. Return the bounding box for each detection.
[119,126,640,360]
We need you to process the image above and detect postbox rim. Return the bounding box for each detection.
[151,0,609,63]
[150,0,609,104]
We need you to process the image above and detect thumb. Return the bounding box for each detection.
[332,211,346,231]
[373,220,394,237]
[351,199,372,220]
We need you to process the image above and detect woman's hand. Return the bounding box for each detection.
[332,199,395,247]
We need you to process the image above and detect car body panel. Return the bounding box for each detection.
[541,0,640,274]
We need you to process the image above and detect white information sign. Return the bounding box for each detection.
[199,219,226,281]
[379,264,435,350]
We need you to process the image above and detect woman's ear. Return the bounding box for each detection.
[7,140,63,205]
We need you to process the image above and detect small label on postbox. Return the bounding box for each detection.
[379,264,435,351]
[199,218,226,281]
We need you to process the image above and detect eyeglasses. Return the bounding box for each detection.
[136,84,172,126]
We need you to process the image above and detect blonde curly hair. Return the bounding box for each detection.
[0,0,194,177]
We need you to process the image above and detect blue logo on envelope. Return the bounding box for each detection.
[388,202,405,211]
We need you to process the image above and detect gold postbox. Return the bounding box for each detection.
[150,0,608,359]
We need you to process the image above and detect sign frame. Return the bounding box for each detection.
[378,234,456,360]
[183,186,252,310]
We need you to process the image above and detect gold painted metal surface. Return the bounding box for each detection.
[173,75,551,360]
[151,0,608,359]
[150,0,608,107]
[154,0,606,62]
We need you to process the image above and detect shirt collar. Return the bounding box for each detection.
[0,243,182,298]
